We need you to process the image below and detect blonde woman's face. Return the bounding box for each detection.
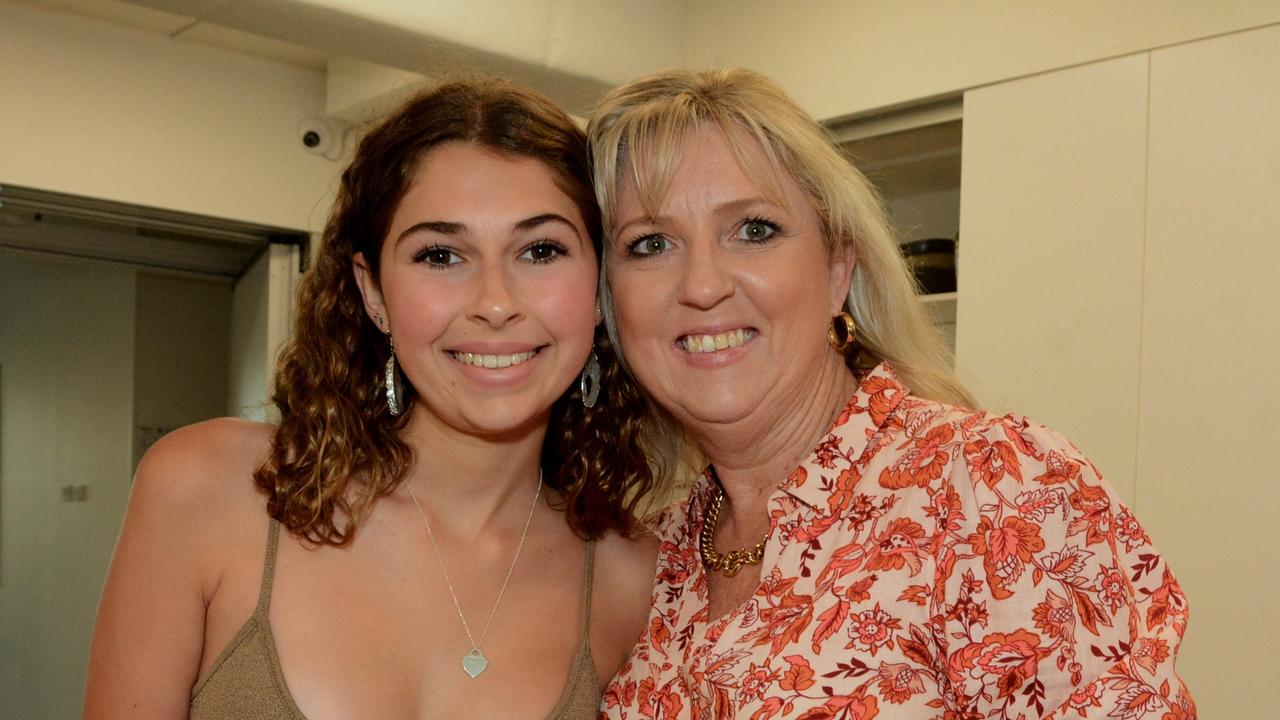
[607,124,852,434]
[354,142,598,437]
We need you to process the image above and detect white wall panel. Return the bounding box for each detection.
[1139,24,1280,719]
[228,244,297,422]
[956,54,1150,503]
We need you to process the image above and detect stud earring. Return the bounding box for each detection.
[827,311,856,353]
[579,350,601,408]
[385,336,404,416]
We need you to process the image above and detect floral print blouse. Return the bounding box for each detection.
[603,364,1194,719]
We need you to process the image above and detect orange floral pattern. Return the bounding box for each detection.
[603,364,1193,719]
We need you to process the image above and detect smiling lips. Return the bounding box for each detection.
[446,348,540,369]
[678,328,757,354]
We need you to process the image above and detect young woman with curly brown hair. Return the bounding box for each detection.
[84,79,660,720]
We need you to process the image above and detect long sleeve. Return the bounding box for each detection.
[935,414,1195,719]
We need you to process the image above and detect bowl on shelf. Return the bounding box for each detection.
[900,238,956,294]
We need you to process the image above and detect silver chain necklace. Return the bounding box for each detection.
[406,471,542,679]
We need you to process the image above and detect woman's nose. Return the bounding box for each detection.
[468,265,523,328]
[677,240,734,310]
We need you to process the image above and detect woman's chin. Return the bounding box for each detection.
[414,395,556,441]
[666,389,766,432]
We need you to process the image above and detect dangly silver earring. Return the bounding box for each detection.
[385,335,404,416]
[579,349,601,408]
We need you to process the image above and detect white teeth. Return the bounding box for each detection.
[680,329,756,354]
[450,350,537,368]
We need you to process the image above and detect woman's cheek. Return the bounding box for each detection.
[537,276,598,345]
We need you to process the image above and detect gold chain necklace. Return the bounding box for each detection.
[699,486,770,577]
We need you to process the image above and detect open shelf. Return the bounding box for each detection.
[919,292,957,353]
[918,291,957,305]
[840,117,962,359]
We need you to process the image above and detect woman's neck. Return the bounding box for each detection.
[697,354,857,532]
[397,407,549,539]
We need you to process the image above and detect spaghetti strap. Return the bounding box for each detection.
[255,518,282,615]
[579,539,596,638]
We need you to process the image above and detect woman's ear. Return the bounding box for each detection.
[828,242,856,312]
[352,252,389,333]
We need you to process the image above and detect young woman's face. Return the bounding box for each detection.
[606,124,852,433]
[355,142,598,438]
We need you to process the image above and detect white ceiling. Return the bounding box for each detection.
[27,0,330,69]
[27,0,690,114]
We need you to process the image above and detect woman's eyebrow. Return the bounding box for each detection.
[514,213,576,232]
[713,196,776,216]
[516,213,584,244]
[613,214,665,238]
[397,214,583,246]
[396,220,464,244]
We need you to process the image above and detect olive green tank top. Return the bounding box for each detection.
[190,519,601,719]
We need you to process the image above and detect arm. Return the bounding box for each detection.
[936,414,1194,719]
[83,425,232,719]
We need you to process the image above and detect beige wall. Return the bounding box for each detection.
[0,0,338,231]
[688,0,1280,121]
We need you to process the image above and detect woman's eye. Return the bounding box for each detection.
[628,235,671,257]
[737,218,779,243]
[414,246,462,267]
[520,241,566,264]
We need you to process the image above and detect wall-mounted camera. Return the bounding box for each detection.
[299,116,347,160]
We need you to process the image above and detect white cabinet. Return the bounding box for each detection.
[956,24,1280,719]
[1137,24,1280,720]
[957,53,1150,504]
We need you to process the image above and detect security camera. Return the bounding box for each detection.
[299,116,345,159]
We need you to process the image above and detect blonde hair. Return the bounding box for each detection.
[587,67,975,414]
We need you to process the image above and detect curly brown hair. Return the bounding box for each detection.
[255,78,657,545]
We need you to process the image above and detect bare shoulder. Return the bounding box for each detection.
[590,529,659,681]
[132,418,274,521]
[126,417,277,588]
[84,418,276,718]
[137,417,273,490]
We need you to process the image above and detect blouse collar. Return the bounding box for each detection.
[693,362,910,513]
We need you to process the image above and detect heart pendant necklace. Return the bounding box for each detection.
[407,471,542,679]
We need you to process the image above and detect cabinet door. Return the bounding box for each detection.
[0,253,137,718]
[957,54,1149,503]
[1139,24,1280,719]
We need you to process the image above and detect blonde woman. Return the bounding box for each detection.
[588,68,1194,719]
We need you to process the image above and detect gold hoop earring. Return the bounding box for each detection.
[827,312,856,352]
